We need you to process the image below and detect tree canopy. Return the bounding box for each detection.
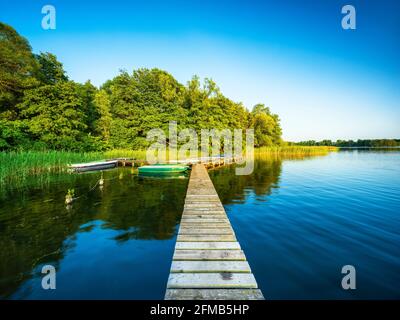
[0,22,39,119]
[0,22,282,151]
[251,104,282,147]
[34,52,68,85]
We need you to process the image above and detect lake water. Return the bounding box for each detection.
[1,150,399,299]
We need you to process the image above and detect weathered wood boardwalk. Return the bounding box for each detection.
[165,164,264,300]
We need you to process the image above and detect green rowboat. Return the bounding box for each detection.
[138,164,189,173]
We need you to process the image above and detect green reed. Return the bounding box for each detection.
[0,151,102,188]
[255,146,338,156]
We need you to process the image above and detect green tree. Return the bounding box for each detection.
[35,52,68,85]
[107,68,186,148]
[183,76,248,134]
[17,82,90,150]
[93,89,112,145]
[0,119,30,150]
[250,104,282,147]
[320,139,333,146]
[184,75,207,130]
[78,80,98,132]
[0,22,39,119]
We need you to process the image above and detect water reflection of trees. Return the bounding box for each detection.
[0,169,187,298]
[98,174,187,241]
[210,158,281,204]
[210,154,315,204]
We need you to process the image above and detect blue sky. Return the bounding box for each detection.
[1,0,399,141]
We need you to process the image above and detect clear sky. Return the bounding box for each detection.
[1,0,399,141]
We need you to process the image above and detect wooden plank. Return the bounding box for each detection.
[184,203,221,206]
[182,214,227,218]
[179,224,231,228]
[187,192,219,196]
[165,289,264,300]
[181,215,227,219]
[183,212,226,215]
[185,195,219,198]
[175,242,241,250]
[179,225,231,229]
[184,207,222,210]
[181,216,229,220]
[183,207,225,212]
[185,199,221,203]
[182,211,227,217]
[180,218,229,222]
[170,261,251,273]
[183,210,226,215]
[185,203,221,206]
[184,208,225,212]
[177,234,236,242]
[180,220,230,224]
[179,223,232,229]
[184,204,223,208]
[182,214,226,218]
[167,273,258,288]
[180,219,229,223]
[183,212,226,216]
[173,250,245,261]
[180,222,231,227]
[178,228,233,235]
[185,199,222,203]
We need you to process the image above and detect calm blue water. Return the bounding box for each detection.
[0,171,188,299]
[1,150,399,299]
[211,150,400,299]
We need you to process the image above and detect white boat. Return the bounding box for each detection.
[69,160,118,172]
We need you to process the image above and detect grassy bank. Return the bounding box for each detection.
[0,150,148,189]
[0,146,337,189]
[103,149,147,160]
[0,151,101,187]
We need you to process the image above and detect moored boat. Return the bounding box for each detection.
[69,160,118,172]
[138,164,189,173]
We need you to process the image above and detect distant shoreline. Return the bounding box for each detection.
[338,146,400,149]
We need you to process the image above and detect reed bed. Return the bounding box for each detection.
[0,149,150,189]
[0,151,103,188]
[103,149,147,160]
[255,146,338,156]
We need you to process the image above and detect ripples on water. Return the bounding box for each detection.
[0,150,399,299]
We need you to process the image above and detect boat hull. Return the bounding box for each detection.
[70,161,118,172]
[138,165,189,173]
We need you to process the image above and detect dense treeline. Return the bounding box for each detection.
[294,139,400,147]
[0,22,282,151]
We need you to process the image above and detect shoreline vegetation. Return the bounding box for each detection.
[0,147,338,189]
[293,139,400,147]
[255,146,337,156]
[0,23,395,191]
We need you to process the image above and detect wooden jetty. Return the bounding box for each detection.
[69,156,240,174]
[165,164,264,300]
[172,156,242,169]
[113,156,242,169]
